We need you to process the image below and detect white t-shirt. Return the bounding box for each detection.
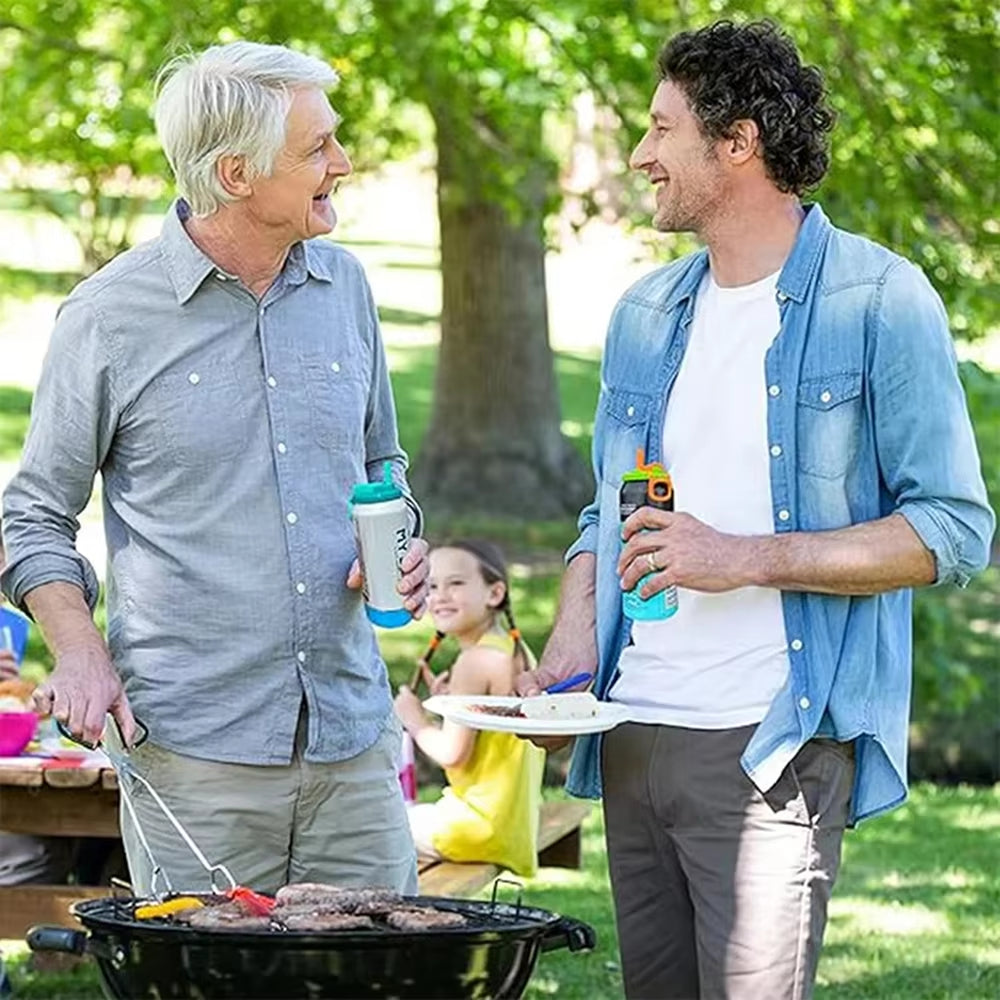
[609,268,791,728]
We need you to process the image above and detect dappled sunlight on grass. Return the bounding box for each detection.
[830,897,950,936]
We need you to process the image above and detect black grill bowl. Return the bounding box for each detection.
[27,894,596,999]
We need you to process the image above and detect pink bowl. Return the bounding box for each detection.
[0,712,38,756]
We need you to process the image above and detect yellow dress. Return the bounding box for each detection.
[430,633,546,877]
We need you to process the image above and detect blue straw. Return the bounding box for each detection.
[543,672,594,694]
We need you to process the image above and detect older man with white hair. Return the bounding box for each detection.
[1,41,427,895]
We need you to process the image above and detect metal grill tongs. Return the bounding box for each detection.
[58,716,243,902]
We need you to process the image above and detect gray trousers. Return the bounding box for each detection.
[601,723,854,1000]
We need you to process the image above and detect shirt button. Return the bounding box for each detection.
[777,291,788,302]
[820,390,832,403]
[215,272,227,281]
[277,442,287,454]
[799,696,811,710]
[331,362,341,373]
[770,444,782,457]
[188,372,200,385]
[267,376,277,388]
[286,512,298,525]
[626,405,635,417]
[297,651,306,664]
[768,384,781,397]
[790,639,804,651]
[296,582,306,595]
[778,509,790,521]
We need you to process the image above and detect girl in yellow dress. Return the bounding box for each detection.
[393,540,545,877]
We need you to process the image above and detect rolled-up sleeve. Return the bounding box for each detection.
[870,261,995,586]
[1,292,116,612]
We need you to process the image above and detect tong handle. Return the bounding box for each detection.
[56,716,149,752]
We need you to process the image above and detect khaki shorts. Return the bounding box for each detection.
[114,716,417,896]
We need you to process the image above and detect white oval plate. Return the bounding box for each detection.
[422,694,630,736]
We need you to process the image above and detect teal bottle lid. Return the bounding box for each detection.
[350,461,402,505]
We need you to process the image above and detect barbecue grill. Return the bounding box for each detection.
[28,888,595,998]
[33,719,594,997]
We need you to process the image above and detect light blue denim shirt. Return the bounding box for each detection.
[1,201,420,766]
[566,204,994,824]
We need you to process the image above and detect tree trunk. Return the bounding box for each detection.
[410,109,592,519]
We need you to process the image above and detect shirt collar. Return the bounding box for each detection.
[161,199,334,302]
[661,202,832,312]
[776,202,832,303]
[661,248,710,313]
[161,200,217,305]
[302,239,335,284]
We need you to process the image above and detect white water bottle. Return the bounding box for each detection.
[350,462,413,629]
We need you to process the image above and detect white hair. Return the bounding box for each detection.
[153,41,339,217]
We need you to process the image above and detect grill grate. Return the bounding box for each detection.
[79,893,555,938]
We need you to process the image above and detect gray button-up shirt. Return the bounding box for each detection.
[1,201,420,765]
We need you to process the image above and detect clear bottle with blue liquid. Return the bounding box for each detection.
[620,450,678,621]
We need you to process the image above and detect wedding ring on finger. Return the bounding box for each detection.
[646,550,660,573]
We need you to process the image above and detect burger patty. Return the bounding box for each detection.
[384,908,468,931]
[274,884,401,913]
[185,904,272,931]
[278,912,376,932]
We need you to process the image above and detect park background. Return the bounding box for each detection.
[0,1,996,997]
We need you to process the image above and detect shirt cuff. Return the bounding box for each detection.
[565,523,599,566]
[897,502,964,587]
[1,552,101,616]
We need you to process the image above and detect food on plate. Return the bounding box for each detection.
[520,692,600,720]
[0,678,38,714]
[468,703,526,718]
[468,692,601,721]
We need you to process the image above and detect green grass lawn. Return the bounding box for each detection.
[2,784,997,999]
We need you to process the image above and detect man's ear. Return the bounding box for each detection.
[725,119,760,167]
[216,154,253,199]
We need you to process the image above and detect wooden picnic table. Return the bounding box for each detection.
[0,758,589,938]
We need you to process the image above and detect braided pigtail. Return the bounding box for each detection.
[409,630,446,690]
[500,598,530,674]
[420,630,446,668]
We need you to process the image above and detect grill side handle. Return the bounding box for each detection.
[539,916,597,953]
[27,925,123,965]
[27,926,88,955]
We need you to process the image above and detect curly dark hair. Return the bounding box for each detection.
[657,20,836,195]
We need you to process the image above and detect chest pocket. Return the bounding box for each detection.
[154,362,254,470]
[304,360,368,451]
[605,385,653,428]
[601,386,654,484]
[796,372,863,479]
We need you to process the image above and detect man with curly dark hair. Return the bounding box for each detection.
[518,19,993,1000]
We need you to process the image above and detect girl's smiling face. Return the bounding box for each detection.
[427,547,506,640]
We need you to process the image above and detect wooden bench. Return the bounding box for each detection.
[417,800,591,897]
[0,759,590,937]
